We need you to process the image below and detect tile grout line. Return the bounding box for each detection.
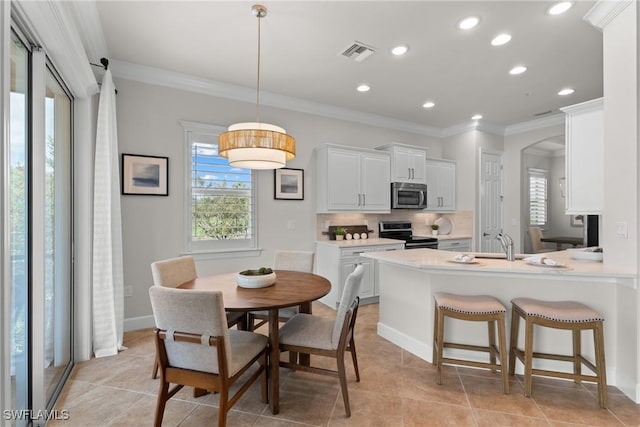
[456,367,480,427]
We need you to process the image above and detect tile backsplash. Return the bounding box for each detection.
[316,210,473,240]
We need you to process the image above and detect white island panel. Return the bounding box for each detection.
[363,248,639,403]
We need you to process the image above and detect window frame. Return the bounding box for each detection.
[181,121,260,258]
[528,168,548,227]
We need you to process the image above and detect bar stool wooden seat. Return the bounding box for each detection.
[433,292,509,394]
[509,297,607,408]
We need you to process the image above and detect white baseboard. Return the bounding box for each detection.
[377,322,432,362]
[124,315,155,332]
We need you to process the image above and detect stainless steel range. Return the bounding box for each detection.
[379,221,438,249]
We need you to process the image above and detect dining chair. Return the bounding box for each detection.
[248,250,314,331]
[149,286,268,427]
[277,264,365,417]
[150,255,247,379]
[528,227,549,253]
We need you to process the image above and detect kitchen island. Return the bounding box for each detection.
[361,248,639,403]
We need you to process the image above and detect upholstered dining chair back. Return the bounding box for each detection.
[149,286,232,372]
[528,227,546,253]
[151,256,197,288]
[332,264,365,348]
[274,250,314,272]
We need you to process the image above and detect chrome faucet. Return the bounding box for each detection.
[496,233,515,261]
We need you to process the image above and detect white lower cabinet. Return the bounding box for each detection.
[316,241,404,308]
[438,238,471,252]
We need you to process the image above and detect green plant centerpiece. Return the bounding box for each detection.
[236,267,276,288]
[239,267,273,276]
[334,227,347,240]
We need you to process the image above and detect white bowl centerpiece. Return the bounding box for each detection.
[236,267,276,288]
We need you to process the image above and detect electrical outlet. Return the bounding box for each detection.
[616,222,628,238]
[124,285,133,297]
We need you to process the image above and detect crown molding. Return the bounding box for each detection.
[110,59,568,140]
[584,0,634,30]
[66,1,109,67]
[503,113,565,136]
[111,60,443,138]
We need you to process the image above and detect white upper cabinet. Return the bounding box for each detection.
[316,144,391,213]
[377,143,427,184]
[425,158,456,212]
[560,98,603,214]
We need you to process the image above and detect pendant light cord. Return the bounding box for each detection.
[256,13,262,123]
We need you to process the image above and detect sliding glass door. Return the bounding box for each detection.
[8,26,74,425]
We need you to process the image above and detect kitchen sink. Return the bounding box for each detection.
[470,252,531,260]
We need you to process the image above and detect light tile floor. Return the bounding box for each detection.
[53,303,640,426]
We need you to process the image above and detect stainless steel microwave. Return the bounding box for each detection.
[391,182,428,209]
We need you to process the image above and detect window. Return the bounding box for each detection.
[528,168,547,226]
[182,122,258,254]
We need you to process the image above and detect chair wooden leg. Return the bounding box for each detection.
[289,350,298,365]
[497,314,509,394]
[154,379,169,427]
[508,306,520,376]
[594,322,608,409]
[260,353,269,404]
[218,386,229,427]
[151,358,159,379]
[523,317,534,398]
[435,307,445,385]
[349,337,360,382]
[337,352,351,417]
[194,387,209,398]
[488,319,497,372]
[573,329,582,383]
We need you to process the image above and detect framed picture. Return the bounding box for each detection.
[121,154,169,196]
[274,168,304,200]
[571,214,584,227]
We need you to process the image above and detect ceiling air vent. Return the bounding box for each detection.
[340,41,375,62]
[533,110,554,117]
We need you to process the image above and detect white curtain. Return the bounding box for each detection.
[92,70,126,357]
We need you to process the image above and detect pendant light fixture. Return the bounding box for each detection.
[218,4,295,169]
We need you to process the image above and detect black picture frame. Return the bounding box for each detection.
[121,153,169,196]
[274,168,304,200]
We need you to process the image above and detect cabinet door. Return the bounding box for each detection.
[327,148,361,210]
[409,149,427,184]
[438,162,456,211]
[439,239,471,252]
[341,258,375,299]
[563,99,603,214]
[360,152,391,211]
[392,147,412,182]
[425,160,440,208]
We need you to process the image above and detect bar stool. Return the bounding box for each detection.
[433,292,509,394]
[509,298,607,408]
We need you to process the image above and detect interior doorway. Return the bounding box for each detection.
[479,149,503,253]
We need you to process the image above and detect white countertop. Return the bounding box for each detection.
[316,238,405,248]
[361,248,636,286]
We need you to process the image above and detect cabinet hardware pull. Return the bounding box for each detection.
[362,194,365,206]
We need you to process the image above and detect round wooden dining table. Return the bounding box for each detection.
[178,270,331,414]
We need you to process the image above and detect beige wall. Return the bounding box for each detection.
[114,78,443,320]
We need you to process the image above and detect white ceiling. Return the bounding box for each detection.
[94,1,603,131]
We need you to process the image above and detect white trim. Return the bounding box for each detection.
[584,0,634,30]
[13,0,98,98]
[377,322,432,362]
[503,113,565,136]
[65,1,109,66]
[124,315,155,332]
[30,49,47,420]
[1,1,11,422]
[114,60,445,138]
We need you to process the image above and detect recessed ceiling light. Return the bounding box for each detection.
[558,88,575,96]
[458,16,480,30]
[491,33,512,46]
[509,65,527,75]
[391,45,409,56]
[422,101,435,109]
[547,1,573,15]
[471,114,483,120]
[357,84,370,92]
